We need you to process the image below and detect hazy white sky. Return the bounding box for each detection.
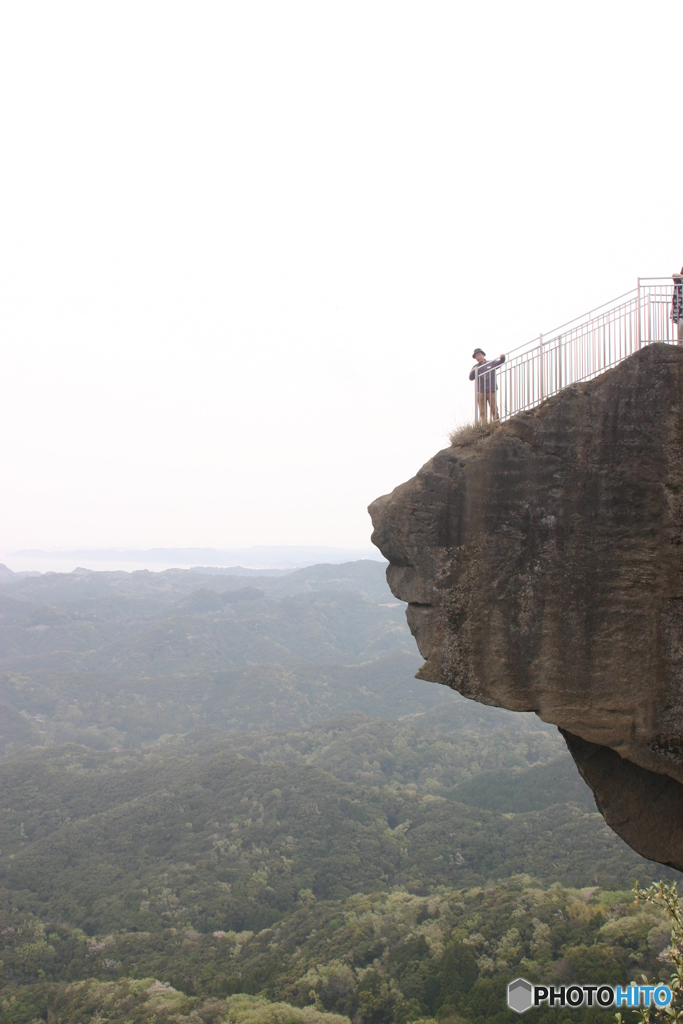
[2,1,682,557]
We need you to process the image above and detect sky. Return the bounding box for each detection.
[1,0,682,564]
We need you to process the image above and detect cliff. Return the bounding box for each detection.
[369,344,683,870]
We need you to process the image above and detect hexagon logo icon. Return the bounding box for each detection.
[508,978,533,1013]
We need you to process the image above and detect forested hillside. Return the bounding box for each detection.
[0,562,676,1024]
[0,562,432,752]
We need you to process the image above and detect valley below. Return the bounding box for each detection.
[0,560,676,1024]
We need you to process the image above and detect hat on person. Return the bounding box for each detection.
[472,348,485,358]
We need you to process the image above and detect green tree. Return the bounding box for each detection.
[439,941,479,1008]
[616,881,683,1024]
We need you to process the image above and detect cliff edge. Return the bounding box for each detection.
[369,344,683,870]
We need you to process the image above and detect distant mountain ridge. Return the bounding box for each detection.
[7,545,386,572]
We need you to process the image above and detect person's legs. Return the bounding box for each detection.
[478,392,487,423]
[487,391,498,421]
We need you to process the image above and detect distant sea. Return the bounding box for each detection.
[4,546,386,575]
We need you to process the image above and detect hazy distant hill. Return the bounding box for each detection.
[6,545,384,572]
[0,561,425,753]
[2,591,410,669]
[0,558,392,603]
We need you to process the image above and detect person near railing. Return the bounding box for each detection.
[672,268,683,344]
[470,348,506,422]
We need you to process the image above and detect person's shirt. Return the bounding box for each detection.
[673,276,683,320]
[469,355,506,388]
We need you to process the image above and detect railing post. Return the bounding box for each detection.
[558,334,563,390]
[474,366,479,425]
[539,333,544,403]
[637,277,641,349]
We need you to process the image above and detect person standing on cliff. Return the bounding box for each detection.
[469,348,506,423]
[672,268,683,344]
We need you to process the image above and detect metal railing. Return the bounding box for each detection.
[473,277,681,425]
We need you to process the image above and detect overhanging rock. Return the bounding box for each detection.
[369,344,683,870]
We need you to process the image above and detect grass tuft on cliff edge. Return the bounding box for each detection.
[448,421,496,446]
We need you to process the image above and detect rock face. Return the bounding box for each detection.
[369,344,683,870]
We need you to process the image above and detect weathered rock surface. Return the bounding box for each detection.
[369,344,683,870]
